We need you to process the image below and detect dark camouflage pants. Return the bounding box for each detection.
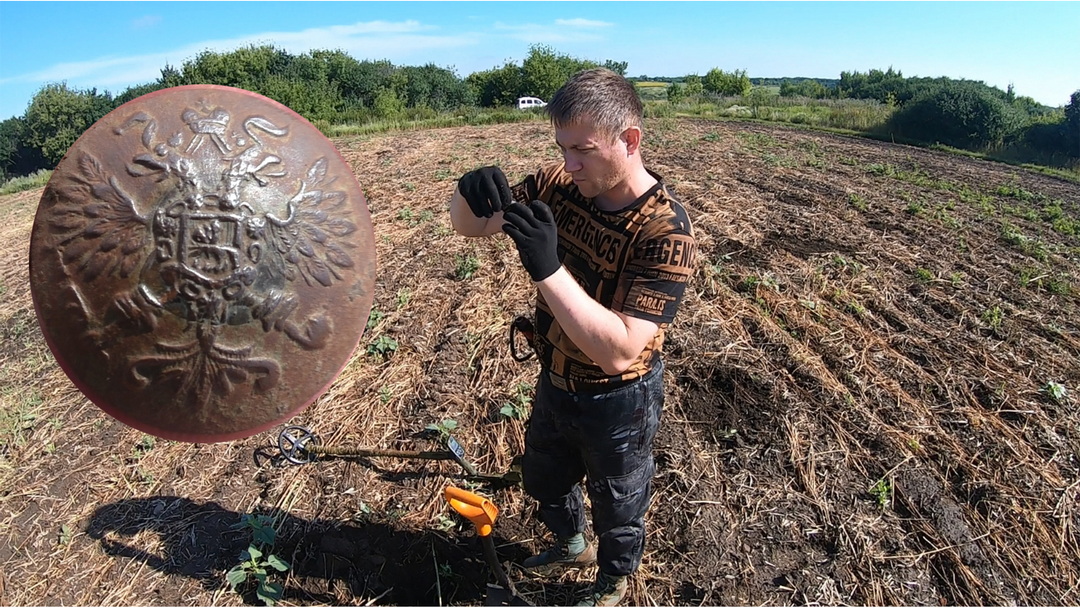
[522,361,664,577]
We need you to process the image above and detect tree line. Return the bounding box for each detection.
[779,67,1079,158]
[1,45,1077,181]
[659,66,1078,161]
[0,44,624,180]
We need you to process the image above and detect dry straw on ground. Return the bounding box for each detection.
[1,118,1078,605]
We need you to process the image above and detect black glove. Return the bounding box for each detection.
[457,166,512,218]
[502,200,561,282]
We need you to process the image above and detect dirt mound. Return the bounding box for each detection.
[1,118,1077,605]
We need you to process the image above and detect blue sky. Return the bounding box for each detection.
[1,2,1077,121]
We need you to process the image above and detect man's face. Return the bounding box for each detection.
[554,122,629,200]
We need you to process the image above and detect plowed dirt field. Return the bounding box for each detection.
[1,118,1078,606]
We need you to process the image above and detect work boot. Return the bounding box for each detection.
[577,571,628,606]
[522,533,596,573]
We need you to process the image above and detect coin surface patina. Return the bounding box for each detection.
[29,85,376,442]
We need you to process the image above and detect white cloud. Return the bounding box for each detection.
[3,54,163,86]
[554,18,613,28]
[131,15,162,30]
[0,20,477,89]
[270,19,436,42]
[493,19,612,44]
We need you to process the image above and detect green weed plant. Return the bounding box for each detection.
[226,514,290,606]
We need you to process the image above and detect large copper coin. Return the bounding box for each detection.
[29,85,376,442]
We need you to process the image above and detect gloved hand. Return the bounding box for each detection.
[457,166,512,218]
[502,200,561,282]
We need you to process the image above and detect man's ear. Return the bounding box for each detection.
[620,126,642,156]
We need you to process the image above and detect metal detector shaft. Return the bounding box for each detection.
[275,427,523,488]
[277,426,481,476]
[481,535,525,606]
[310,445,459,460]
[445,486,531,606]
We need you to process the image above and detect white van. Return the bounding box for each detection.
[516,96,547,110]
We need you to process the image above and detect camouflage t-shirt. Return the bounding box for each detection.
[511,163,696,391]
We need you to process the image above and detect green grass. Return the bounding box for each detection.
[1051,217,1077,236]
[905,200,926,216]
[931,144,1080,183]
[366,335,399,358]
[956,185,997,216]
[453,253,481,280]
[869,478,891,509]
[1016,268,1072,295]
[866,162,958,191]
[634,81,670,101]
[0,389,43,451]
[1000,220,1049,261]
[995,182,1037,201]
[981,305,1004,331]
[638,94,1080,182]
[737,132,779,150]
[0,169,52,195]
[643,94,894,133]
[323,108,544,138]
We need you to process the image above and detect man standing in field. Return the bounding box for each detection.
[449,68,696,606]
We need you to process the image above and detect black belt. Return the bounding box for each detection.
[546,365,657,394]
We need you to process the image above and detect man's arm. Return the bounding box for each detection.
[450,166,518,237]
[536,268,659,376]
[500,200,658,375]
[449,185,505,237]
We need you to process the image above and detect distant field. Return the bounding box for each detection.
[636,82,782,99]
[635,81,670,100]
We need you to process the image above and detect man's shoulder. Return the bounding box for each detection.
[638,183,694,238]
[536,162,571,188]
[513,163,570,202]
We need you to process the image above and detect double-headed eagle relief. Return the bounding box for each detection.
[30,86,376,442]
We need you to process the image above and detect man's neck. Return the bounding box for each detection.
[594,165,658,212]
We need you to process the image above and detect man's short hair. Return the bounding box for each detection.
[546,68,643,140]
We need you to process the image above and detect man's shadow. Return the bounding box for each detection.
[86,496,534,605]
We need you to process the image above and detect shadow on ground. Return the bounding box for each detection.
[86,496,542,606]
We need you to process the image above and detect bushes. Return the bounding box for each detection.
[1019,114,1070,158]
[1066,90,1080,158]
[0,168,51,195]
[644,100,677,119]
[468,45,607,108]
[2,45,485,179]
[0,117,46,182]
[666,83,685,104]
[703,68,751,97]
[373,88,407,121]
[24,83,114,166]
[881,80,1077,164]
[888,83,1024,150]
[780,79,828,99]
[397,64,474,112]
